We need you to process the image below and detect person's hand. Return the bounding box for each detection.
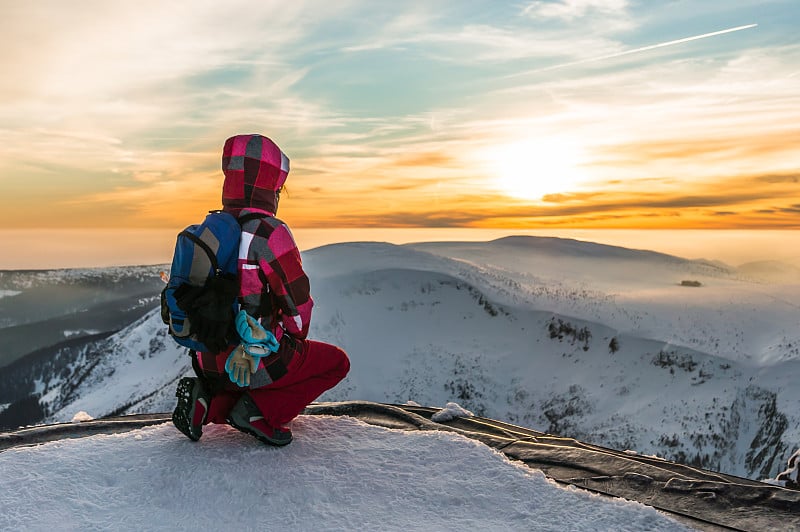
[224,344,256,387]
[235,310,279,352]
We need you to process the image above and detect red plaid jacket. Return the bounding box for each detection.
[235,207,312,341]
[196,134,312,381]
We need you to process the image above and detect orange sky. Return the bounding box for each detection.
[1,1,798,238]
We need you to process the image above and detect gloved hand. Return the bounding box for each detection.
[224,344,256,387]
[235,310,279,354]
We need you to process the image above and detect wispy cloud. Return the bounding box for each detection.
[522,0,630,21]
[510,24,759,77]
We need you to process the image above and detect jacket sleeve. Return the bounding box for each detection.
[238,220,313,339]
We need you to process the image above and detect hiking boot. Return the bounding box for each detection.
[172,377,210,441]
[227,394,293,446]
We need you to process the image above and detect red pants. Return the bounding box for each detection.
[204,339,350,428]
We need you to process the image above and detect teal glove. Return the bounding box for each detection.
[235,310,279,355]
[224,345,256,387]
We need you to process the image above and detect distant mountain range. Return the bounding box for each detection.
[0,267,165,368]
[1,237,798,480]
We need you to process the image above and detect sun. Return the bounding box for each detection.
[486,138,586,200]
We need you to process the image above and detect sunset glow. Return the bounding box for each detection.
[485,139,589,200]
[0,1,798,268]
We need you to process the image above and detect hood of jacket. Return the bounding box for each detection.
[221,134,290,215]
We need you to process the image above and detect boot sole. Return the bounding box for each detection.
[172,377,202,442]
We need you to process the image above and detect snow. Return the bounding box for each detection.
[6,235,800,529]
[70,411,94,422]
[0,265,164,289]
[63,329,101,338]
[30,237,800,480]
[768,449,800,488]
[0,290,21,299]
[0,416,692,531]
[782,451,800,484]
[431,402,474,422]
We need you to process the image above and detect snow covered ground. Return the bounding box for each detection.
[0,415,692,531]
[7,236,800,480]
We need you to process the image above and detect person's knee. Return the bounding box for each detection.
[333,346,350,378]
[308,340,350,379]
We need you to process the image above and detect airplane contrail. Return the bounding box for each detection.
[511,23,758,77]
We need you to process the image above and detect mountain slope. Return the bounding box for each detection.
[405,236,800,363]
[6,237,796,480]
[0,266,164,368]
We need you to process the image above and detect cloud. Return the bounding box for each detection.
[390,152,454,167]
[61,168,223,228]
[342,25,618,64]
[520,24,758,74]
[0,1,337,100]
[283,164,800,230]
[522,0,630,21]
[0,1,353,147]
[335,4,627,64]
[757,174,800,184]
[595,131,800,168]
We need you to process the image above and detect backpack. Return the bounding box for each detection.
[160,210,262,353]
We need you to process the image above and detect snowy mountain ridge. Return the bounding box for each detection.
[3,236,799,480]
[0,265,165,291]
